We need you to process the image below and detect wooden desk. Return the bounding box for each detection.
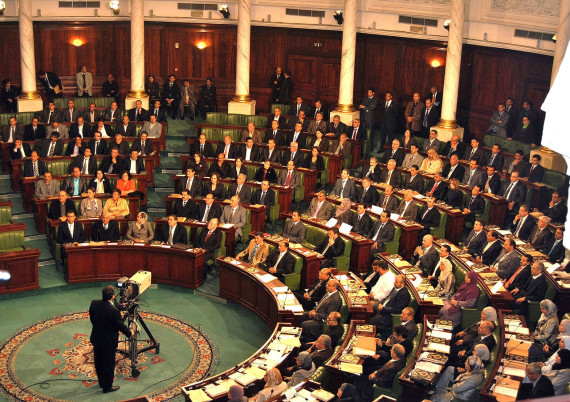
[63,243,205,287]
[154,218,237,257]
[46,218,130,245]
[34,195,140,233]
[258,234,323,289]
[0,223,41,294]
[334,272,374,321]
[281,213,374,274]
[218,256,302,327]
[165,195,267,234]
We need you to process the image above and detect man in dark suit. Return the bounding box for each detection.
[362,260,383,292]
[352,204,373,236]
[359,88,377,131]
[379,160,402,188]
[357,177,380,207]
[540,191,567,224]
[108,134,130,156]
[346,118,367,141]
[129,132,154,157]
[195,194,222,222]
[69,148,97,175]
[208,154,230,178]
[259,140,282,165]
[375,91,398,152]
[331,169,357,200]
[369,211,395,258]
[485,144,505,171]
[10,139,32,160]
[529,216,553,252]
[463,220,487,256]
[197,78,217,120]
[369,275,410,328]
[40,132,64,157]
[48,191,77,220]
[91,212,121,242]
[422,129,442,154]
[269,67,284,104]
[287,123,307,149]
[463,159,486,189]
[415,234,439,277]
[24,117,46,140]
[451,321,496,365]
[2,116,24,142]
[501,172,527,219]
[63,167,88,196]
[216,136,240,160]
[505,254,533,294]
[359,344,406,400]
[251,181,276,209]
[462,186,485,226]
[420,100,440,138]
[266,241,295,281]
[93,119,115,140]
[315,227,345,268]
[163,74,180,119]
[23,151,47,178]
[328,115,348,138]
[282,142,304,168]
[442,154,465,181]
[149,100,167,122]
[100,148,123,175]
[267,106,287,129]
[381,139,405,166]
[191,133,215,158]
[88,131,109,156]
[404,166,425,194]
[441,135,466,159]
[195,218,223,265]
[395,190,419,220]
[292,96,309,117]
[40,101,61,124]
[228,174,252,204]
[525,154,546,183]
[115,115,136,138]
[104,102,122,123]
[127,100,148,122]
[264,120,287,146]
[482,166,502,195]
[171,189,197,219]
[417,198,441,242]
[89,285,132,394]
[282,211,306,243]
[56,211,86,244]
[300,279,342,342]
[513,262,548,318]
[294,268,331,311]
[123,150,146,174]
[425,173,448,200]
[65,136,86,157]
[510,205,535,241]
[83,103,101,123]
[517,363,555,400]
[481,231,503,266]
[490,238,520,280]
[158,215,187,245]
[181,168,203,198]
[240,138,261,163]
[464,138,486,166]
[544,228,565,263]
[38,70,63,100]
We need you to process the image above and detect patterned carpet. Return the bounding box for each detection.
[0,311,217,401]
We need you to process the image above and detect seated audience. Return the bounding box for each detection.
[369,275,410,328]
[294,268,331,311]
[369,211,396,258]
[228,173,252,204]
[368,260,395,303]
[480,230,502,265]
[299,279,341,343]
[266,241,295,282]
[527,299,559,362]
[336,383,360,402]
[434,259,455,299]
[331,169,356,200]
[205,173,226,201]
[220,196,247,240]
[420,148,443,174]
[358,344,406,400]
[307,334,333,368]
[463,220,487,257]
[286,352,315,387]
[227,384,247,402]
[513,262,548,319]
[282,211,306,243]
[195,218,223,265]
[461,185,484,225]
[315,227,345,268]
[63,166,87,196]
[431,356,485,402]
[89,170,112,195]
[254,160,278,183]
[334,198,354,225]
[171,189,197,219]
[35,172,60,199]
[306,190,334,220]
[517,362,555,400]
[48,190,77,220]
[378,185,399,213]
[251,181,276,209]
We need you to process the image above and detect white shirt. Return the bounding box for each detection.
[129,159,137,174]
[370,270,395,301]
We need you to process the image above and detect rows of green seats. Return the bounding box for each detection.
[484,133,532,157]
[45,161,144,191]
[0,227,29,252]
[0,204,12,224]
[299,222,351,271]
[263,243,302,291]
[270,104,291,116]
[53,97,115,109]
[0,112,35,126]
[205,112,268,128]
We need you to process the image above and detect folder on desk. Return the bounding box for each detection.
[352,336,376,356]
[187,389,212,402]
[339,362,363,374]
[506,338,530,358]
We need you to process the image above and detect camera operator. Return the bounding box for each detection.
[89,285,133,393]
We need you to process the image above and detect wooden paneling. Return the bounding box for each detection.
[0,23,21,82]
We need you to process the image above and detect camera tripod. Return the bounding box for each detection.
[116,302,159,377]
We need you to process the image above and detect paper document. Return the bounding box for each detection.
[325,218,338,228]
[256,273,276,283]
[370,205,383,215]
[339,362,363,374]
[427,342,450,354]
[352,336,376,356]
[430,330,452,340]
[339,223,353,235]
[491,281,504,294]
[502,366,526,378]
[187,389,212,402]
[494,385,519,398]
[415,361,443,373]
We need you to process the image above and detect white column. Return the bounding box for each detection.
[17,0,42,112]
[228,0,256,115]
[125,0,148,109]
[551,0,570,86]
[434,0,466,141]
[331,0,360,124]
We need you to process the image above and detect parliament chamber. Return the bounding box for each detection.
[1,0,570,400]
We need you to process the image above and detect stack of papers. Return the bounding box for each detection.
[256,273,276,283]
[427,342,450,354]
[187,389,212,402]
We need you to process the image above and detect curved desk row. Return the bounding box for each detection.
[63,243,205,287]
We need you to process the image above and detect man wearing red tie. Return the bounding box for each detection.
[278,161,300,188]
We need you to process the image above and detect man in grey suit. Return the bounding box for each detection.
[220,196,248,239]
[529,216,553,253]
[415,234,439,277]
[307,112,328,135]
[463,159,486,189]
[104,102,122,123]
[61,99,81,123]
[487,103,510,138]
[422,130,441,153]
[404,92,424,136]
[402,145,424,170]
[46,121,69,139]
[395,190,418,221]
[2,117,24,142]
[307,191,334,221]
[282,211,306,243]
[331,169,357,200]
[76,66,93,97]
[227,174,252,204]
[142,114,162,138]
[490,238,520,280]
[277,161,301,188]
[300,279,342,342]
[34,172,61,198]
[377,185,400,213]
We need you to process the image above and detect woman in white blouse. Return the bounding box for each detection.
[80,187,102,218]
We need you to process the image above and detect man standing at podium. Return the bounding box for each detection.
[89,286,132,394]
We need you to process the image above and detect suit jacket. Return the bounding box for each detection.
[526,164,545,183]
[422,137,441,153]
[89,178,112,194]
[426,180,448,200]
[519,274,547,302]
[544,238,565,263]
[442,163,465,181]
[362,165,381,182]
[216,143,240,159]
[241,129,263,144]
[148,107,167,123]
[65,141,86,157]
[282,150,305,167]
[488,111,509,138]
[418,246,439,276]
[24,124,46,141]
[442,141,467,159]
[329,121,348,138]
[104,108,122,123]
[89,298,130,352]
[464,230,487,256]
[346,126,366,141]
[378,194,400,214]
[114,123,136,138]
[381,148,405,166]
[69,155,97,175]
[171,199,197,219]
[292,102,309,117]
[313,291,342,321]
[63,176,87,195]
[277,169,301,188]
[380,100,398,132]
[481,241,502,266]
[196,227,223,253]
[191,141,215,158]
[181,177,203,198]
[372,359,406,387]
[506,265,532,292]
[129,139,154,156]
[502,181,527,207]
[369,220,395,246]
[75,71,93,96]
[251,188,276,207]
[220,205,247,237]
[228,166,247,181]
[56,221,86,243]
[331,178,357,200]
[352,213,373,237]
[267,249,295,275]
[162,82,180,103]
[383,287,411,315]
[259,147,282,164]
[418,207,440,231]
[307,119,328,135]
[307,198,334,220]
[282,220,306,243]
[493,250,520,280]
[543,202,567,224]
[141,121,162,138]
[486,153,505,171]
[529,227,553,252]
[46,124,69,139]
[236,239,270,266]
[1,125,24,142]
[463,169,486,189]
[328,140,351,157]
[61,108,81,123]
[40,108,60,124]
[123,157,145,174]
[465,147,486,166]
[127,108,148,122]
[10,143,32,159]
[510,215,535,241]
[100,156,123,175]
[404,175,424,193]
[83,109,101,124]
[303,154,325,172]
[287,131,307,149]
[158,224,187,244]
[91,220,121,242]
[108,140,129,156]
[404,100,424,132]
[48,198,77,219]
[195,202,222,222]
[463,194,485,217]
[208,161,231,178]
[264,129,287,147]
[402,153,425,170]
[517,375,555,400]
[396,200,418,220]
[88,139,109,156]
[378,169,402,188]
[357,186,380,207]
[266,114,287,130]
[35,179,61,198]
[227,183,252,204]
[482,173,502,195]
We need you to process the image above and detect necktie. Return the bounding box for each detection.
[82,73,86,89]
[82,159,88,174]
[382,196,388,209]
[422,208,430,220]
[447,166,455,179]
[313,202,322,218]
[490,154,496,165]
[423,109,429,127]
[230,208,235,222]
[104,223,108,230]
[532,229,542,244]
[335,144,341,155]
[94,141,99,155]
[504,266,524,288]
[286,171,291,186]
[168,228,174,245]
[202,205,210,222]
[341,180,346,197]
[431,182,438,193]
[468,171,474,186]
[505,183,515,199]
[387,170,392,184]
[48,142,55,157]
[60,203,65,217]
[374,223,384,241]
[182,201,186,207]
[410,102,416,116]
[352,128,358,140]
[48,111,53,124]
[528,166,535,176]
[260,191,266,204]
[70,109,73,121]
[548,240,559,256]
[236,185,241,196]
[224,145,229,158]
[9,126,14,142]
[248,243,260,263]
[290,152,295,161]
[33,162,39,177]
[155,108,158,115]
[135,110,139,121]
[206,231,211,241]
[470,148,476,158]
[408,154,415,168]
[141,141,145,156]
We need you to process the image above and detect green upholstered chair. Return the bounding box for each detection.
[301,225,327,251]
[390,286,416,329]
[250,115,268,128]
[201,127,224,142]
[226,114,248,127]
[15,112,35,125]
[239,209,252,244]
[54,98,67,109]
[385,225,401,255]
[544,169,569,196]
[0,228,27,252]
[205,112,227,125]
[270,104,291,116]
[47,160,69,176]
[93,97,115,108]
[0,113,11,126]
[321,156,330,186]
[373,323,423,399]
[430,211,447,240]
[0,205,12,224]
[265,190,281,228]
[293,171,306,203]
[222,128,242,142]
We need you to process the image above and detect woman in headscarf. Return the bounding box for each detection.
[126,212,154,242]
[439,271,479,327]
[541,336,570,374]
[334,198,354,225]
[529,299,560,362]
[286,351,315,387]
[252,368,288,402]
[545,319,570,355]
[545,348,570,395]
[432,356,485,402]
[434,344,490,394]
[336,383,360,401]
[451,307,497,354]
[227,384,248,402]
[434,259,455,299]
